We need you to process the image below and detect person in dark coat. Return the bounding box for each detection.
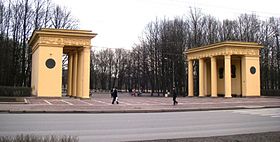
[111,88,119,104]
[172,87,178,105]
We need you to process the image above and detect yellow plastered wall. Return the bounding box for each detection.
[36,46,63,97]
[242,56,260,96]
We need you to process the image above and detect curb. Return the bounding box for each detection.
[1,106,280,114]
[0,98,28,104]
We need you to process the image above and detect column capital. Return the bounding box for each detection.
[210,56,216,60]
[224,54,231,58]
[199,58,204,61]
[84,46,92,50]
[83,47,91,53]
[67,52,74,56]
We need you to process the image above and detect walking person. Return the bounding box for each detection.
[111,88,119,104]
[172,87,178,105]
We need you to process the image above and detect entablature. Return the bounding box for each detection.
[185,41,262,60]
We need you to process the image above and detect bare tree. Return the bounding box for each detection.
[0,0,79,87]
[51,5,78,29]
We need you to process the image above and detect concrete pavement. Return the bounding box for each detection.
[0,93,280,113]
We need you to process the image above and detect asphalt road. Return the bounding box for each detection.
[0,108,280,142]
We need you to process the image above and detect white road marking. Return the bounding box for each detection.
[43,100,52,105]
[143,99,166,105]
[237,105,265,108]
[79,100,93,106]
[61,100,73,105]
[118,101,133,105]
[92,99,111,105]
[231,108,280,118]
[271,113,280,117]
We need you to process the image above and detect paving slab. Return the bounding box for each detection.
[0,93,280,113]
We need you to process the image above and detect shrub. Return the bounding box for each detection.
[0,86,31,97]
[0,134,79,142]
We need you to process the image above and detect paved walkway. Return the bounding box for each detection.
[0,93,280,113]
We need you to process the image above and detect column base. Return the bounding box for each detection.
[80,96,90,99]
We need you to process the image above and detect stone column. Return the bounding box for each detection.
[211,56,217,97]
[188,60,194,97]
[241,56,247,96]
[224,55,232,97]
[67,53,73,96]
[199,58,204,97]
[77,50,83,98]
[81,47,90,99]
[72,51,78,97]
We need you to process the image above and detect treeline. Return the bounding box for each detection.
[90,9,280,96]
[1,2,279,96]
[0,0,78,86]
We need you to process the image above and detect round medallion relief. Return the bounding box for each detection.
[46,58,56,69]
[250,66,256,74]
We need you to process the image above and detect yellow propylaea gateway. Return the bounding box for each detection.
[28,28,97,98]
[185,41,262,97]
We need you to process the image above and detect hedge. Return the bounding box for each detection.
[0,134,78,142]
[261,90,280,96]
[0,86,31,97]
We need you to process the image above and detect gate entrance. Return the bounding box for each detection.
[186,41,262,97]
[29,29,97,98]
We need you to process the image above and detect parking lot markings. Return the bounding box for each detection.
[61,100,73,105]
[43,100,53,105]
[92,99,111,105]
[118,101,133,105]
[79,100,93,106]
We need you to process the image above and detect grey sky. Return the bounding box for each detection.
[54,0,280,50]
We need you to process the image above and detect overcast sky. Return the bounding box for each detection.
[53,0,280,50]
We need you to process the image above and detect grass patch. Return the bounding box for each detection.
[0,134,78,142]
